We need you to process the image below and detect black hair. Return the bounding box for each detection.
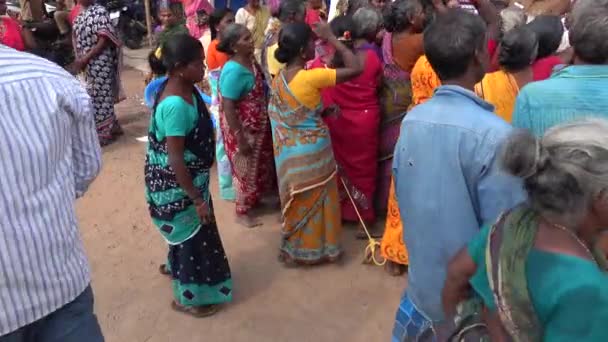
[278,0,306,22]
[148,33,202,75]
[525,15,563,59]
[216,23,246,54]
[329,15,354,67]
[384,0,423,33]
[275,22,312,64]
[209,8,233,40]
[347,0,370,16]
[423,9,487,81]
[498,26,538,72]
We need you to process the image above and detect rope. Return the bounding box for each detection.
[339,177,386,266]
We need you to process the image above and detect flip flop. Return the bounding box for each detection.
[158,264,171,277]
[171,301,219,318]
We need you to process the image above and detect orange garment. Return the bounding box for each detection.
[392,33,424,73]
[380,179,409,265]
[381,55,439,266]
[410,55,441,108]
[206,39,229,70]
[474,70,519,123]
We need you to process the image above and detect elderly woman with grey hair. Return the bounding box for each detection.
[443,119,608,341]
[311,8,383,236]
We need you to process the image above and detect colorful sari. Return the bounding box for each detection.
[208,66,235,201]
[145,84,232,307]
[319,49,381,223]
[260,20,282,86]
[218,62,276,215]
[73,5,123,145]
[184,0,213,39]
[475,70,519,123]
[269,71,342,263]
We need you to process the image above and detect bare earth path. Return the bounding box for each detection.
[75,69,405,342]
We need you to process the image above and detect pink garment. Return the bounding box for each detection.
[184,0,214,39]
[532,55,563,81]
[268,0,280,16]
[312,49,382,222]
[305,8,322,27]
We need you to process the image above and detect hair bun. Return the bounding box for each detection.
[501,129,549,179]
[274,46,293,64]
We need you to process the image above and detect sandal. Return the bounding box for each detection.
[171,301,219,318]
[158,264,171,277]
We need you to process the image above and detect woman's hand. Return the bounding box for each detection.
[313,22,335,41]
[194,198,211,223]
[69,58,88,74]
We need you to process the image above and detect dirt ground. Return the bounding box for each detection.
[76,68,406,342]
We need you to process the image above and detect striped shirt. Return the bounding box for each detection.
[0,45,102,335]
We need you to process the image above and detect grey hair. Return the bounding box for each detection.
[499,6,527,36]
[352,7,382,39]
[216,23,247,55]
[501,119,608,226]
[569,0,608,64]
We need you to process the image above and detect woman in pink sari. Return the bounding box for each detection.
[183,0,214,39]
[313,10,382,236]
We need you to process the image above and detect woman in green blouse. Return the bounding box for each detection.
[443,119,608,341]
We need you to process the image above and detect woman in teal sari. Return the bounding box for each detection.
[268,22,362,266]
[443,120,608,341]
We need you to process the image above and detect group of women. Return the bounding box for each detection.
[141,0,585,321]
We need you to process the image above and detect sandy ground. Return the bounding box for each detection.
[76,68,406,342]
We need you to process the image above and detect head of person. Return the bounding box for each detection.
[423,9,488,85]
[371,0,387,10]
[525,15,563,60]
[498,26,538,73]
[383,0,425,34]
[248,0,261,9]
[275,22,315,64]
[502,119,608,233]
[278,0,307,24]
[159,6,179,27]
[346,0,370,16]
[498,6,527,39]
[209,8,234,40]
[148,34,205,84]
[217,23,254,57]
[569,0,608,65]
[325,15,355,66]
[352,7,382,42]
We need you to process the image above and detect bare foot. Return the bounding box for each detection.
[356,223,382,240]
[236,213,262,228]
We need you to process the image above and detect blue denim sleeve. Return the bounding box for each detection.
[476,135,527,225]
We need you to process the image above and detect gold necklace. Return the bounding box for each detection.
[551,223,596,260]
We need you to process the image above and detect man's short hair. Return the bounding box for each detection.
[423,9,487,81]
[570,0,608,64]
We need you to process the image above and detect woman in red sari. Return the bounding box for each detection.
[0,0,35,51]
[218,23,276,227]
[313,10,382,236]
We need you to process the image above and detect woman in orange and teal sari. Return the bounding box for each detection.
[268,22,362,266]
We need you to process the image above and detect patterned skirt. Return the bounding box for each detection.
[280,177,342,264]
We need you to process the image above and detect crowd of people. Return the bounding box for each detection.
[2,0,608,338]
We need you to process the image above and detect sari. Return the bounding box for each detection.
[410,55,441,107]
[318,49,381,223]
[378,34,414,266]
[268,71,342,263]
[145,83,232,307]
[0,17,25,51]
[73,5,123,145]
[207,48,235,201]
[218,62,276,215]
[475,70,519,123]
[260,20,282,86]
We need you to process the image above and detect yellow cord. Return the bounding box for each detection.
[340,178,387,266]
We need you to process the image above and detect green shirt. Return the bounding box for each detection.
[468,224,608,341]
[218,60,255,100]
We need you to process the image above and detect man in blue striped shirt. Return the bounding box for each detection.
[0,45,104,341]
